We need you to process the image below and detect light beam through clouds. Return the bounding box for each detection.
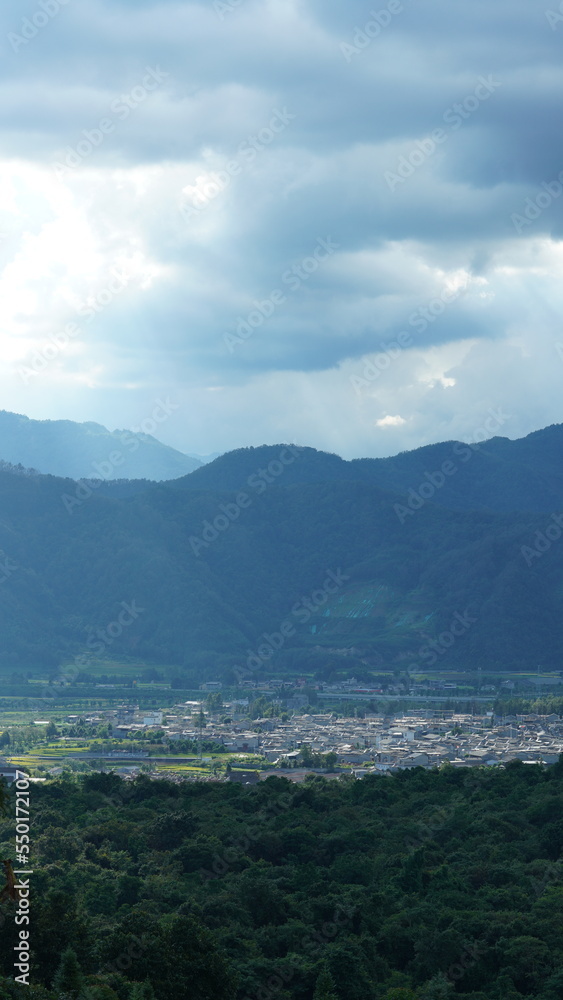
[0,0,561,456]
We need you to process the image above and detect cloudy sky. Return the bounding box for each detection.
[0,0,562,459]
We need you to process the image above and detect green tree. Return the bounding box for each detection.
[206,692,223,711]
[493,974,521,1000]
[313,966,339,1000]
[134,915,236,1000]
[129,983,156,1000]
[53,948,83,999]
[541,968,563,999]
[418,973,454,999]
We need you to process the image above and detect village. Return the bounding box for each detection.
[120,702,563,776]
[3,694,562,787]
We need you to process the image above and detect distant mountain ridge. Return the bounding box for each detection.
[0,420,562,678]
[175,424,563,513]
[0,410,202,481]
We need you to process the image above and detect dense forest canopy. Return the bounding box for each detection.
[1,763,563,999]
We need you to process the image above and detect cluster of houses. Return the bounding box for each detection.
[92,703,563,777]
[2,705,562,786]
[239,711,563,774]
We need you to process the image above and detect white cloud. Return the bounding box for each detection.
[376,415,407,428]
[0,0,560,457]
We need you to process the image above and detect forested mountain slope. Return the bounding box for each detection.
[174,425,563,514]
[0,459,561,674]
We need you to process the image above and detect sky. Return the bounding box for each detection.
[0,0,562,459]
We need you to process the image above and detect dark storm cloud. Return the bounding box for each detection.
[1,0,562,456]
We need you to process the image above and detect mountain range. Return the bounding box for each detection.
[174,425,563,514]
[0,420,562,680]
[0,409,205,481]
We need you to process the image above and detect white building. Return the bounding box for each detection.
[0,759,19,785]
[143,712,163,726]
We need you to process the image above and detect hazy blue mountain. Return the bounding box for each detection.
[0,434,562,676]
[173,425,563,513]
[0,410,202,481]
[186,451,223,464]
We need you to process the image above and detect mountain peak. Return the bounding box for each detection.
[0,410,202,482]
